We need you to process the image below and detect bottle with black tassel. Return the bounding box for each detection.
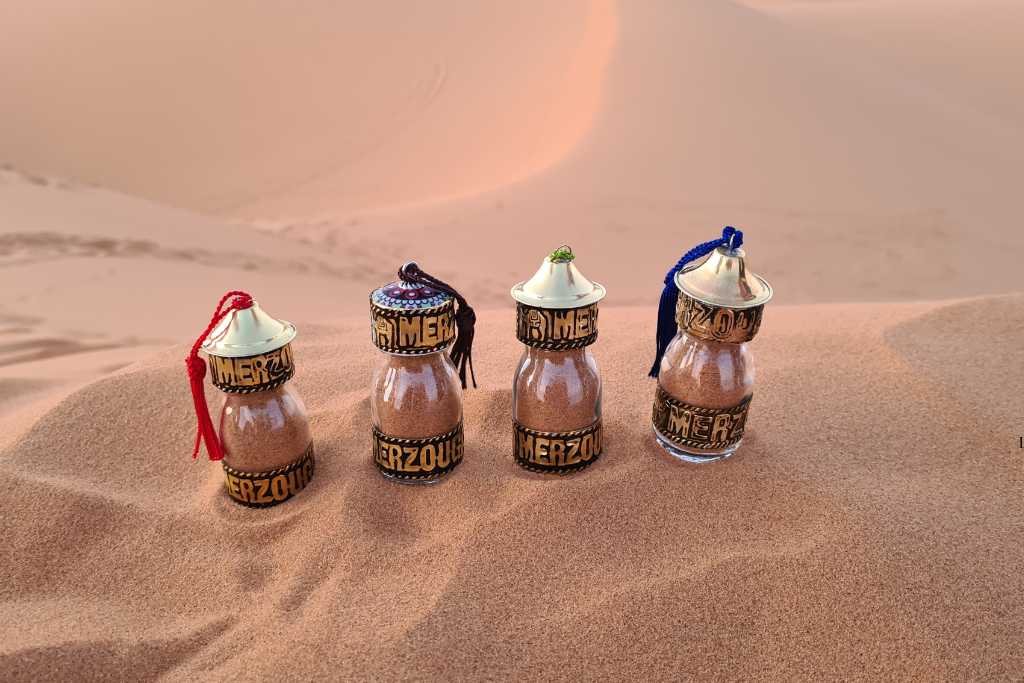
[368,262,476,483]
[649,227,773,463]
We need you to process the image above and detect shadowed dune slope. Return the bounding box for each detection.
[2,300,1021,680]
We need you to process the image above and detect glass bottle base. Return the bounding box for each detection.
[378,470,445,485]
[652,425,740,464]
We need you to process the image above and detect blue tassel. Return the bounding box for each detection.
[648,226,743,378]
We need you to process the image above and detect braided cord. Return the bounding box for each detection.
[648,227,743,378]
[185,290,254,460]
[398,263,477,389]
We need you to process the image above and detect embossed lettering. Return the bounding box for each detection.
[512,421,603,472]
[653,388,751,451]
[222,445,315,508]
[372,425,464,478]
[371,304,455,353]
[516,304,600,347]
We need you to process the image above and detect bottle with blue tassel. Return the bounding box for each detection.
[649,228,773,463]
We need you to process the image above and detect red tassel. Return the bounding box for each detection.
[185,290,254,460]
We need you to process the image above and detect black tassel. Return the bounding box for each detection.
[398,262,477,389]
[648,227,742,379]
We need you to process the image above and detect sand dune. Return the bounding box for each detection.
[743,0,1024,130]
[1,0,1022,678]
[0,1,614,214]
[3,0,1022,322]
[0,166,384,342]
[253,0,1024,308]
[2,301,1021,679]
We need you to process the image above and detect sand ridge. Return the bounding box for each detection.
[1,301,1022,679]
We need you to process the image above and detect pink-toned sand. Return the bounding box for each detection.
[1,1,1023,679]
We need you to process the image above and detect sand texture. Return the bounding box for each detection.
[1,0,1023,679]
[2,302,1023,680]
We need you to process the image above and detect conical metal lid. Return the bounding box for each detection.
[511,246,606,309]
[201,301,297,358]
[675,246,772,309]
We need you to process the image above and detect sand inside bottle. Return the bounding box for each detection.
[514,347,601,432]
[657,332,753,408]
[371,352,462,438]
[219,385,312,472]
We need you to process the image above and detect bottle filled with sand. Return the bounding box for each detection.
[649,228,772,463]
[368,262,478,484]
[511,246,606,474]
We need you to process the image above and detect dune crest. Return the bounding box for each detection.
[0,1,616,217]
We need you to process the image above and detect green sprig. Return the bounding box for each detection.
[549,246,575,263]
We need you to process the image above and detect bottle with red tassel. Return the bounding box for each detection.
[369,262,476,484]
[186,291,314,507]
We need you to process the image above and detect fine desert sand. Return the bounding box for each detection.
[1,0,1022,679]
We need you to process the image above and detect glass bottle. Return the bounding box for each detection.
[219,385,312,472]
[369,263,476,484]
[651,241,771,463]
[511,246,605,474]
[188,292,315,508]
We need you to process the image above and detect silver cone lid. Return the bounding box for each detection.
[201,300,297,358]
[675,246,773,309]
[511,246,606,309]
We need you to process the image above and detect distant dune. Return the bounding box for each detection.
[0,1,615,214]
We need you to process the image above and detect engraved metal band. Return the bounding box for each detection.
[370,299,456,355]
[652,386,751,452]
[515,302,599,350]
[512,420,602,474]
[372,422,464,481]
[676,292,764,344]
[222,443,315,508]
[208,343,295,393]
